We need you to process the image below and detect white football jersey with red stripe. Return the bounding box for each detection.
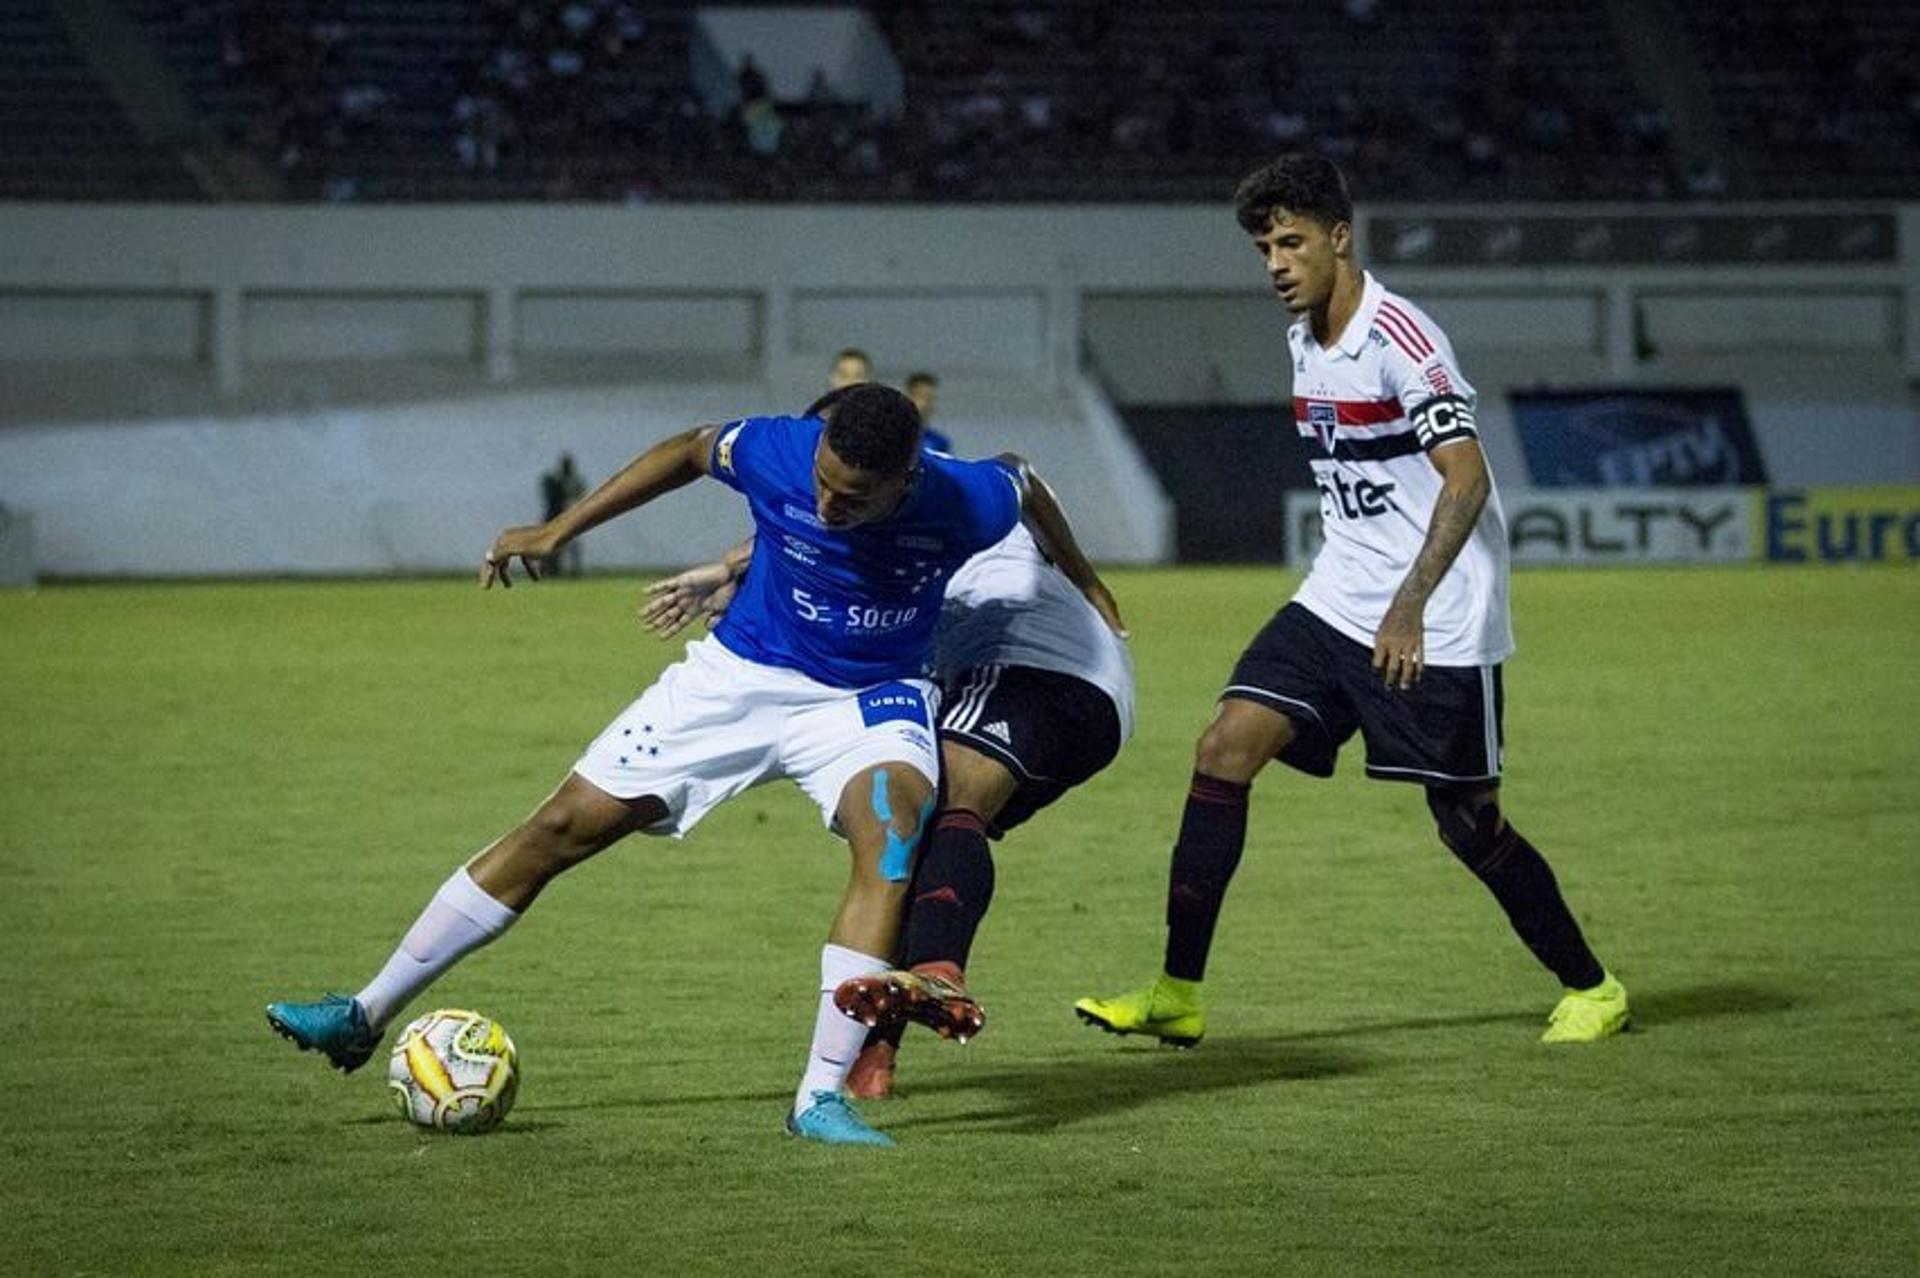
[1288,271,1514,666]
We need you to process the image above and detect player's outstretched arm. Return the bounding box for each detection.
[637,537,754,638]
[481,426,721,588]
[996,453,1128,639]
[1373,439,1491,688]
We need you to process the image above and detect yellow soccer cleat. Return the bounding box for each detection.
[1541,972,1631,1043]
[1074,974,1205,1048]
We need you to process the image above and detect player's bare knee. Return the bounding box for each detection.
[1194,700,1296,782]
[839,764,933,886]
[939,742,1018,818]
[525,799,590,850]
[1194,721,1270,782]
[517,800,617,874]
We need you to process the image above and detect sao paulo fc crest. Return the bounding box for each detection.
[1306,401,1339,453]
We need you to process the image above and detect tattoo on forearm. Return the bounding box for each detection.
[1395,481,1486,607]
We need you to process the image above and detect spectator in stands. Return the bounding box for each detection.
[540,452,586,577]
[454,90,510,173]
[737,55,771,110]
[805,68,840,112]
[906,372,951,454]
[828,348,873,390]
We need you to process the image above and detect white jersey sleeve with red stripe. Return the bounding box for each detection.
[1286,272,1514,667]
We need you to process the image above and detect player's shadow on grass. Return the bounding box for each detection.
[537,982,1796,1128]
[1622,980,1798,1024]
[556,1035,1375,1132]
[338,1115,566,1133]
[886,1035,1367,1135]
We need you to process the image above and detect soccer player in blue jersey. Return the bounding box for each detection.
[266,384,1120,1147]
[641,386,1132,1099]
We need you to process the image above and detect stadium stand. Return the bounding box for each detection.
[1681,0,1920,199]
[12,0,1913,203]
[0,0,199,200]
[13,0,1697,203]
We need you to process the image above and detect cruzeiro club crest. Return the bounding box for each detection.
[1306,401,1340,453]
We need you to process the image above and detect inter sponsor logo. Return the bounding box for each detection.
[1316,472,1397,520]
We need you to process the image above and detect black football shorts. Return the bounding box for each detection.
[938,663,1124,834]
[1223,603,1503,786]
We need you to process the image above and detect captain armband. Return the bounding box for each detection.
[1410,394,1477,450]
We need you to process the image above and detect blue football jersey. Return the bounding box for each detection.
[706,415,1021,687]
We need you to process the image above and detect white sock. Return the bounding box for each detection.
[795,943,888,1113]
[356,867,520,1030]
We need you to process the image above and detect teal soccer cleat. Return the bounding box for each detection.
[265,993,381,1073]
[785,1091,895,1148]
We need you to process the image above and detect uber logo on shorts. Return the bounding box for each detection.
[860,682,929,730]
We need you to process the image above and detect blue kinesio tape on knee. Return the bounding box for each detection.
[871,770,929,883]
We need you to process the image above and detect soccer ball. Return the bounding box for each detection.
[387,1008,520,1134]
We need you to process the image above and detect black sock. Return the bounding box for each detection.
[1162,773,1251,982]
[1466,828,1606,990]
[900,809,996,972]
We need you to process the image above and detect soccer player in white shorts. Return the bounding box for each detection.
[646,511,1135,1099]
[265,384,1122,1148]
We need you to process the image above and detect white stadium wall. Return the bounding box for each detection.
[0,202,1916,576]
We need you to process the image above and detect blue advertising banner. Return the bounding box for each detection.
[1511,389,1769,488]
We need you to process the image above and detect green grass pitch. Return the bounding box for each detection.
[3,565,1916,1276]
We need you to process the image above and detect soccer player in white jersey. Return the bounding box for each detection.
[644,392,1135,1097]
[264,384,1122,1148]
[837,518,1134,1096]
[1077,152,1629,1047]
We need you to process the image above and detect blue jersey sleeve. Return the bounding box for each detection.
[948,456,1022,553]
[708,415,807,498]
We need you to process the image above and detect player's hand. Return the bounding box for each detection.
[638,561,737,637]
[480,524,559,589]
[1372,601,1425,690]
[1081,577,1129,639]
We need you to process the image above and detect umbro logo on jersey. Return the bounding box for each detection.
[981,720,1013,744]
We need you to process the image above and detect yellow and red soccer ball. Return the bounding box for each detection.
[386,1009,519,1134]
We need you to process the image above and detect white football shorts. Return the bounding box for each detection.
[573,635,940,837]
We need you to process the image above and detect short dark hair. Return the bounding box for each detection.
[802,385,853,418]
[834,347,872,367]
[820,383,922,473]
[905,370,938,390]
[1234,152,1353,235]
